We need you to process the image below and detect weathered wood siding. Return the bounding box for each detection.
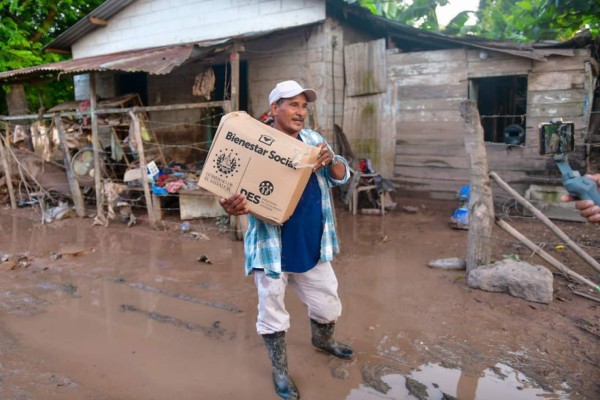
[341,39,390,171]
[388,48,591,200]
[389,49,469,199]
[344,39,387,96]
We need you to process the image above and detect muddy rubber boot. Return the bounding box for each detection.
[262,332,300,400]
[310,319,354,360]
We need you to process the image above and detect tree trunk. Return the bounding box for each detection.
[6,84,33,150]
[6,84,28,116]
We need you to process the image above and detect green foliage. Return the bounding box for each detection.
[0,0,104,114]
[356,0,450,31]
[350,0,598,41]
[475,0,599,41]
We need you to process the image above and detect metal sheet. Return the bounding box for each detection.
[0,44,196,81]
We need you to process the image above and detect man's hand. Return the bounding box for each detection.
[561,174,600,223]
[219,193,249,216]
[313,142,334,172]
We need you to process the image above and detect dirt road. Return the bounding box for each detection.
[0,200,598,399]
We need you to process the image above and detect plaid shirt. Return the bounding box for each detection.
[244,128,350,278]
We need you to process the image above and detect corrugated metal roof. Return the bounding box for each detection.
[45,0,136,52]
[0,44,198,82]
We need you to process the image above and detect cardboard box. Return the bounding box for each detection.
[198,112,320,225]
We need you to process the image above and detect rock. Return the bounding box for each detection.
[405,376,428,400]
[467,260,553,304]
[428,257,466,270]
[403,206,418,214]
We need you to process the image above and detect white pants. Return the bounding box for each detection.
[254,261,342,335]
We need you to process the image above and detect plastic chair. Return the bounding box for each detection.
[348,169,384,215]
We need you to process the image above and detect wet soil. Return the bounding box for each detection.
[0,198,598,400]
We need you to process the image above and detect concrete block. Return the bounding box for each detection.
[525,184,586,222]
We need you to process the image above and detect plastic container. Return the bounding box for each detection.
[181,222,190,233]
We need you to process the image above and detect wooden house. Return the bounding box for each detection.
[1,0,597,203]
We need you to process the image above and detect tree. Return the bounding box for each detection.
[349,0,478,34]
[349,0,598,42]
[475,0,599,42]
[0,0,105,114]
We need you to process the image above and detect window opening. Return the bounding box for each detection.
[469,76,527,145]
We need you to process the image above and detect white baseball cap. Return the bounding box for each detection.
[268,80,317,105]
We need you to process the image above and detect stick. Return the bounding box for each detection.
[54,115,85,217]
[129,110,158,227]
[0,125,17,208]
[496,218,600,292]
[89,73,106,226]
[490,171,600,274]
[572,290,600,303]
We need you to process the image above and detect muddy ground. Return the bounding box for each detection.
[0,198,598,400]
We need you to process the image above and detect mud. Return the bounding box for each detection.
[0,199,598,400]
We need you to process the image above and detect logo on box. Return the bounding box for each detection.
[259,135,275,146]
[214,148,241,177]
[259,180,274,196]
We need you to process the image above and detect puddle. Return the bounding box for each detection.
[347,362,570,400]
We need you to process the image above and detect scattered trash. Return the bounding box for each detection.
[402,206,418,214]
[181,222,190,233]
[503,253,522,262]
[428,258,466,270]
[554,244,565,250]
[449,185,470,230]
[0,253,32,270]
[190,231,209,240]
[50,246,94,261]
[197,255,212,264]
[361,208,382,215]
[44,201,75,224]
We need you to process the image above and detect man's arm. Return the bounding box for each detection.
[561,173,600,223]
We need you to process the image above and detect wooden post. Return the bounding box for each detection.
[0,125,17,209]
[490,171,600,274]
[89,73,106,225]
[54,115,85,217]
[129,110,158,226]
[461,100,494,273]
[230,44,241,112]
[229,43,248,240]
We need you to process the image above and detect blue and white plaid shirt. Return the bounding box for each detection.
[244,128,350,278]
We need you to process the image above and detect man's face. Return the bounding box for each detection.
[271,93,308,136]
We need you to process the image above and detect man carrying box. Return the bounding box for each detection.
[219,80,353,399]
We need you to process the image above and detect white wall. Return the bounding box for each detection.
[72,0,326,58]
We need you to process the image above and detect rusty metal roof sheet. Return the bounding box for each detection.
[0,44,199,82]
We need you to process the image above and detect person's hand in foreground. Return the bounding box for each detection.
[219,193,249,216]
[560,174,600,223]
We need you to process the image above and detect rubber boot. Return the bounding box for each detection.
[310,319,354,360]
[262,331,300,400]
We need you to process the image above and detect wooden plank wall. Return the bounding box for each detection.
[389,49,469,199]
[342,39,389,171]
[344,39,387,96]
[388,48,591,201]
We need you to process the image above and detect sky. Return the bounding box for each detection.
[436,0,479,26]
